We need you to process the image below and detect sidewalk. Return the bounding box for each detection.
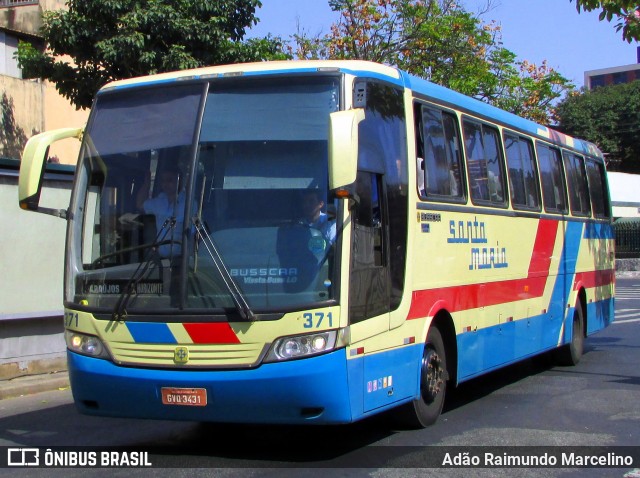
[0,371,70,400]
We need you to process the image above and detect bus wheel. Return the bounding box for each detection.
[556,302,584,366]
[395,325,448,429]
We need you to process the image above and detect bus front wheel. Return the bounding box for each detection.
[395,325,448,428]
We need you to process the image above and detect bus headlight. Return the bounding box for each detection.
[264,331,338,362]
[65,331,109,359]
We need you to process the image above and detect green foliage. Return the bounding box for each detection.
[289,0,573,124]
[17,0,288,109]
[572,0,640,42]
[555,81,640,173]
[491,60,574,125]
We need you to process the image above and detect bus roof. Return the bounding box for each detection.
[98,59,602,160]
[99,60,401,91]
[401,72,603,159]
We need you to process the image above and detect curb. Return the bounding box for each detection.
[0,371,70,400]
[616,271,640,279]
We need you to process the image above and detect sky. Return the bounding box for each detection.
[247,0,640,88]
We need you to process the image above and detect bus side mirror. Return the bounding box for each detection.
[19,127,83,217]
[328,109,365,190]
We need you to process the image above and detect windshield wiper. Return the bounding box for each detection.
[192,217,256,321]
[112,218,176,321]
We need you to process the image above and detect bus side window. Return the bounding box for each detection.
[585,158,611,219]
[504,133,541,210]
[417,105,464,201]
[563,152,591,217]
[463,119,506,206]
[350,171,388,324]
[536,143,568,214]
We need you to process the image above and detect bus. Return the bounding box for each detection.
[18,60,614,427]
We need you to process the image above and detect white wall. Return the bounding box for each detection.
[0,166,72,374]
[0,170,71,318]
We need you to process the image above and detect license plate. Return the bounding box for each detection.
[161,387,207,407]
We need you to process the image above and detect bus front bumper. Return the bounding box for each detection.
[67,348,354,425]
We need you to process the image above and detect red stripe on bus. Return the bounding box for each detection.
[528,219,558,277]
[407,219,558,320]
[183,323,241,344]
[573,269,615,290]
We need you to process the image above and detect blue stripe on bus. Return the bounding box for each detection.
[457,296,613,381]
[548,220,583,318]
[126,322,177,344]
[587,297,615,333]
[583,222,614,239]
[404,72,602,157]
[458,221,585,380]
[543,221,584,351]
[360,344,422,414]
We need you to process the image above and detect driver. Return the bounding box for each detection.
[300,189,336,246]
[136,167,185,258]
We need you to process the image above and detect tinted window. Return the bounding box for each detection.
[586,158,611,219]
[504,133,540,210]
[417,105,465,201]
[536,143,568,214]
[563,152,591,217]
[463,120,506,206]
[352,81,408,319]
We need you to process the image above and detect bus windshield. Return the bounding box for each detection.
[68,77,341,316]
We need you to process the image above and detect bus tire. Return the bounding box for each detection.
[556,302,584,366]
[395,325,448,429]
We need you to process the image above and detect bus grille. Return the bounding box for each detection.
[107,341,267,368]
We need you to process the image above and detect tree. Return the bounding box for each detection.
[571,0,640,42]
[289,0,572,124]
[490,60,574,125]
[555,81,640,173]
[17,0,287,109]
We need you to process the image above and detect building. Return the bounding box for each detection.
[584,46,640,90]
[608,172,640,219]
[609,172,640,264]
[0,0,88,164]
[0,1,87,381]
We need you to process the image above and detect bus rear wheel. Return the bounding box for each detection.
[395,325,448,428]
[556,301,584,366]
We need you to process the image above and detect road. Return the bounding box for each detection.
[1,277,639,478]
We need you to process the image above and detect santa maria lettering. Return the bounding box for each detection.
[469,245,508,271]
[446,218,509,271]
[447,218,487,244]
